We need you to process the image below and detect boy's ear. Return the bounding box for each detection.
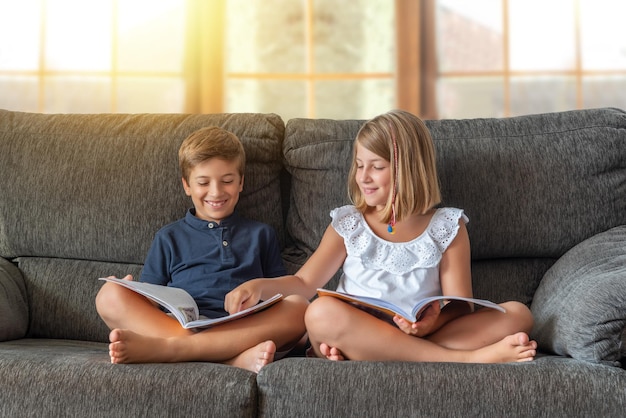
[181,177,192,196]
[239,174,244,191]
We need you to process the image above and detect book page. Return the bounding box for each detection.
[98,278,199,325]
[182,293,284,329]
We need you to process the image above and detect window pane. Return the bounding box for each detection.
[509,0,575,71]
[437,0,503,72]
[44,76,111,113]
[315,79,394,119]
[0,1,41,71]
[117,78,185,113]
[226,0,306,73]
[583,76,626,110]
[314,0,394,73]
[226,79,307,120]
[437,77,505,118]
[117,0,185,72]
[509,76,576,116]
[580,0,626,70]
[45,0,112,71]
[0,76,39,111]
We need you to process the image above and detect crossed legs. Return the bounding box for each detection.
[305,297,536,363]
[96,278,308,372]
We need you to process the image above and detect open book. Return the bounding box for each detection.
[316,288,505,323]
[99,277,283,329]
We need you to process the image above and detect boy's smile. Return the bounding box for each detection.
[182,158,244,223]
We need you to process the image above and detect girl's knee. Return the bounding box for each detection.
[502,301,534,332]
[305,297,349,333]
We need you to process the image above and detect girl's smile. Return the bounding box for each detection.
[355,144,391,210]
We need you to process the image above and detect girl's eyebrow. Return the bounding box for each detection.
[355,157,386,163]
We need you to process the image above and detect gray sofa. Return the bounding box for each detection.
[0,107,624,417]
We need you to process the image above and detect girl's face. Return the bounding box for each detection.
[355,143,391,211]
[182,157,244,223]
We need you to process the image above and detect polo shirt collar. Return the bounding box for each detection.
[185,208,240,230]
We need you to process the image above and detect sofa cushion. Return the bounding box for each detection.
[284,108,626,261]
[282,118,359,275]
[18,257,143,342]
[283,108,626,297]
[0,339,257,417]
[0,258,28,341]
[531,226,626,366]
[257,357,626,417]
[0,110,286,264]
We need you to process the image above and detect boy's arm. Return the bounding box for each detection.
[225,225,346,313]
[138,233,171,286]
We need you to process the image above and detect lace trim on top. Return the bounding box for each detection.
[330,205,467,275]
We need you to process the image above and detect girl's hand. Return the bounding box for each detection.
[224,281,262,314]
[393,301,441,337]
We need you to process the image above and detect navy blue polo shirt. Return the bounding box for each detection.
[140,209,286,318]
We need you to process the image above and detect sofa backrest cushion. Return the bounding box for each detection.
[0,110,286,264]
[283,108,626,297]
[0,258,28,341]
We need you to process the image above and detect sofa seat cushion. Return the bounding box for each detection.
[257,357,626,417]
[531,225,626,366]
[0,339,257,418]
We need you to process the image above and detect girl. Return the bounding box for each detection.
[226,110,536,363]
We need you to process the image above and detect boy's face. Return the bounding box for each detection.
[182,157,243,223]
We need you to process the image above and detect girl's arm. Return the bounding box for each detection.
[432,220,474,327]
[397,220,473,336]
[224,225,347,313]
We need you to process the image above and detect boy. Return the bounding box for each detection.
[95,127,308,372]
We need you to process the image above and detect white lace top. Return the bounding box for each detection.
[331,205,468,315]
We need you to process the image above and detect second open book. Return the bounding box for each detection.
[316,288,505,323]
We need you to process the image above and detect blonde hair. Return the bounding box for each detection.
[178,127,246,182]
[348,109,441,223]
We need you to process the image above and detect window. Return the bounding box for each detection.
[1,0,625,119]
[430,0,626,118]
[0,0,186,113]
[220,0,396,120]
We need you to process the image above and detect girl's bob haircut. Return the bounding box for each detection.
[348,109,441,224]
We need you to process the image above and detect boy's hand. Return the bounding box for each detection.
[224,282,262,314]
[393,301,440,337]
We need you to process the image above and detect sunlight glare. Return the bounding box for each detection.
[45,0,112,71]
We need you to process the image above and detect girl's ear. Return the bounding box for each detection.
[181,177,192,196]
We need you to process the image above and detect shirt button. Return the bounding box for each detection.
[208,223,214,229]
[222,241,228,247]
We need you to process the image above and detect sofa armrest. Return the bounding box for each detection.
[531,226,626,367]
[0,257,28,341]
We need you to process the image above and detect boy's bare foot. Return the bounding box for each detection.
[225,340,276,373]
[320,343,346,361]
[469,332,537,363]
[108,329,175,364]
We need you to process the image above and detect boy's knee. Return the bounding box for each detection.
[95,283,123,317]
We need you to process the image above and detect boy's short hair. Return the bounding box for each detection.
[178,127,246,182]
[348,109,441,223]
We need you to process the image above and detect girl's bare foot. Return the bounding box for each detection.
[469,332,537,363]
[320,343,346,361]
[225,340,276,373]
